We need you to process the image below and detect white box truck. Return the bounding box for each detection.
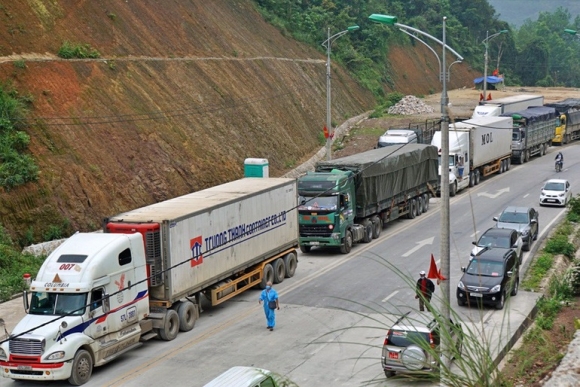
[0,178,298,385]
[471,94,544,119]
[431,116,513,196]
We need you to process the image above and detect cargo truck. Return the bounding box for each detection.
[0,178,299,385]
[471,94,544,119]
[297,144,438,254]
[544,98,580,145]
[502,106,557,164]
[431,116,513,196]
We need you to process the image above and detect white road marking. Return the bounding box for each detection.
[382,290,399,303]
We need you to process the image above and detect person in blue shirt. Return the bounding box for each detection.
[259,281,279,331]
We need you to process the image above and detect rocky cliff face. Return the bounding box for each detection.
[0,0,477,242]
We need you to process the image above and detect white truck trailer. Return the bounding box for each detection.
[431,116,513,196]
[471,94,544,119]
[0,178,298,385]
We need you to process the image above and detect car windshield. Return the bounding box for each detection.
[298,196,337,211]
[388,329,432,347]
[544,182,565,191]
[498,211,529,224]
[466,259,504,277]
[478,235,511,248]
[29,292,88,316]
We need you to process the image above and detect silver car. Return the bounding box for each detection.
[539,179,571,207]
[493,206,539,251]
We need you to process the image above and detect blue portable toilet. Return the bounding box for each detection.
[244,158,269,178]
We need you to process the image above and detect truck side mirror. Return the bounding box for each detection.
[23,290,30,312]
[102,294,110,313]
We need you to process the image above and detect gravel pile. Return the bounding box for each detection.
[387,95,434,115]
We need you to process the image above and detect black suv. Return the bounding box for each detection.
[457,247,519,310]
[381,312,463,378]
[493,206,539,251]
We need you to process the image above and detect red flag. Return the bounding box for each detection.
[487,93,492,101]
[323,125,329,139]
[479,93,484,101]
[428,254,447,283]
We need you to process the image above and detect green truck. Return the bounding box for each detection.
[297,144,439,254]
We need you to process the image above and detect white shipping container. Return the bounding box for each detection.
[106,178,298,301]
[452,116,513,168]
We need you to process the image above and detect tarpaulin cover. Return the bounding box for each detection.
[473,76,504,85]
[315,144,439,218]
[502,106,556,124]
[545,99,580,126]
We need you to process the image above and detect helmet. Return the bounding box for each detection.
[420,270,426,276]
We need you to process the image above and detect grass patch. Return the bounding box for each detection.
[57,41,100,59]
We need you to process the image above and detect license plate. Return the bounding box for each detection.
[388,352,399,359]
[310,241,319,245]
[17,365,32,371]
[470,292,482,298]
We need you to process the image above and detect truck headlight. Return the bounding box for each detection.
[490,284,501,293]
[46,351,65,360]
[0,347,7,360]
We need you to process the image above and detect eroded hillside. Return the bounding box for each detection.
[0,0,478,242]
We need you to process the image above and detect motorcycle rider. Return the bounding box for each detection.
[555,151,564,170]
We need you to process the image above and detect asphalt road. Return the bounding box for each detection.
[1,144,577,387]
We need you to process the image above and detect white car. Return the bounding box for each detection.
[539,179,572,207]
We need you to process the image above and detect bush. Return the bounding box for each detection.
[58,41,101,59]
[544,234,575,259]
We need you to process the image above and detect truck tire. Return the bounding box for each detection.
[362,220,373,243]
[299,245,311,254]
[284,252,297,278]
[450,181,457,197]
[474,170,480,185]
[371,216,382,238]
[68,349,93,386]
[506,158,511,170]
[273,258,286,284]
[177,301,196,332]
[498,160,504,174]
[422,194,429,212]
[519,152,525,164]
[525,150,530,163]
[539,144,544,156]
[469,172,475,187]
[260,264,274,288]
[340,230,352,254]
[159,309,179,341]
[407,199,416,219]
[416,196,424,216]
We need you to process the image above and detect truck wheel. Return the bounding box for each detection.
[284,252,297,278]
[450,182,457,197]
[273,258,286,284]
[539,144,544,156]
[498,160,504,174]
[260,264,274,288]
[177,301,197,332]
[422,194,430,212]
[407,199,416,219]
[362,220,373,243]
[506,158,511,170]
[525,150,530,163]
[474,170,480,185]
[469,172,475,187]
[340,230,352,254]
[371,216,382,238]
[68,349,93,386]
[159,309,179,341]
[416,196,424,216]
[519,152,525,164]
[299,245,311,254]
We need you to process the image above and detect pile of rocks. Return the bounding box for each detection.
[387,95,434,115]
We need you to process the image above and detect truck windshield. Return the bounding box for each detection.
[298,196,337,211]
[29,292,88,316]
[437,156,455,167]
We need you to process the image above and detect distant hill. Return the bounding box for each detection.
[488,0,580,27]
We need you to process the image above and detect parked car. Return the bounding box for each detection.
[203,366,295,387]
[539,178,572,207]
[457,247,519,310]
[381,311,463,378]
[376,129,418,148]
[493,206,539,251]
[472,227,523,264]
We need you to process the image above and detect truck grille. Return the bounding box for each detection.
[9,338,43,356]
[299,224,331,237]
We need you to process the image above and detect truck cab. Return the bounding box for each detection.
[0,233,149,385]
[297,170,357,254]
[431,131,471,196]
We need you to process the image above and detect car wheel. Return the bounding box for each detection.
[384,370,396,378]
[523,239,530,252]
[495,292,505,310]
[511,278,519,296]
[457,297,466,307]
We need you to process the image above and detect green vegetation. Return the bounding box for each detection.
[0,224,45,302]
[0,83,38,190]
[13,60,26,69]
[57,41,100,59]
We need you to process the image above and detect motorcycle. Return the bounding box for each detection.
[555,160,563,172]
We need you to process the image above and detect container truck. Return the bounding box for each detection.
[0,178,299,385]
[502,106,558,164]
[544,98,580,145]
[297,144,438,254]
[431,116,513,196]
[471,94,544,119]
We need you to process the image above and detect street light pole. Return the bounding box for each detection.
[322,25,360,161]
[482,30,508,101]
